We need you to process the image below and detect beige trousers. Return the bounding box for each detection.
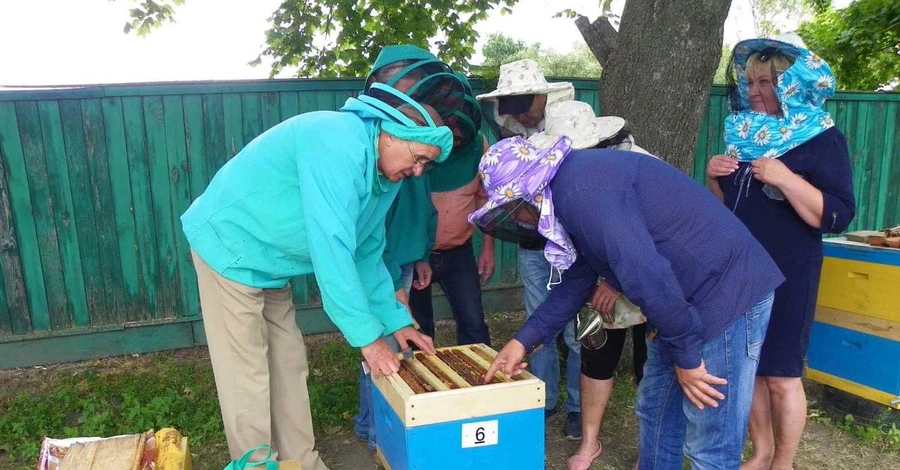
[193,251,329,470]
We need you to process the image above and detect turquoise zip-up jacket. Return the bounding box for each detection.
[180,111,411,347]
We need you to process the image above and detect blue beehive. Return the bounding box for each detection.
[806,237,900,408]
[372,344,546,470]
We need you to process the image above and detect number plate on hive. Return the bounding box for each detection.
[461,420,498,448]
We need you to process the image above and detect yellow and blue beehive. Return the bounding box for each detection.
[807,238,900,408]
[372,344,545,470]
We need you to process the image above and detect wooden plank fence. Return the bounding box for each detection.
[0,78,896,367]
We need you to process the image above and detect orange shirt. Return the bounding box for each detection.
[431,177,487,251]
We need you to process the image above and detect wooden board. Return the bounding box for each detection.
[815,306,900,342]
[59,441,97,470]
[81,99,126,323]
[846,230,887,246]
[122,96,161,318]
[100,97,144,322]
[180,438,192,470]
[806,368,900,410]
[0,103,34,334]
[846,230,885,244]
[60,434,144,470]
[375,447,392,470]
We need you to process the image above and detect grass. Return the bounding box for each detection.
[0,354,225,463]
[808,406,900,452]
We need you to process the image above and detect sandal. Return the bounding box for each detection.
[566,441,602,470]
[223,445,279,470]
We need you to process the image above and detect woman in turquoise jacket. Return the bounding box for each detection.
[355,46,485,451]
[180,84,451,468]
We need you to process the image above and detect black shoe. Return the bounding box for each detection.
[563,412,582,440]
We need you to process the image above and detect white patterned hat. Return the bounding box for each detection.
[476,59,574,100]
[528,101,626,149]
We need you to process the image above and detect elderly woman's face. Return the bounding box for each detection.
[746,66,782,116]
[377,136,441,182]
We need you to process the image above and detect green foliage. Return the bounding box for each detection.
[809,407,900,451]
[120,0,185,36]
[798,0,900,90]
[714,43,734,84]
[805,0,833,14]
[555,0,617,20]
[250,0,519,78]
[749,0,814,37]
[475,33,603,79]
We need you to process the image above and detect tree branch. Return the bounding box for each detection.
[575,15,618,69]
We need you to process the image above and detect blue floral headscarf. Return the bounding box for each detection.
[723,38,836,162]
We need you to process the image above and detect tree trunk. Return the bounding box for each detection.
[578,0,733,173]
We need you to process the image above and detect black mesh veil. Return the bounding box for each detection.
[366,59,482,147]
[474,198,546,247]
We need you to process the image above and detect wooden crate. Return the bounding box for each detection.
[372,344,545,470]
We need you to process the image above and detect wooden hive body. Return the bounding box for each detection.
[807,238,900,408]
[372,344,545,470]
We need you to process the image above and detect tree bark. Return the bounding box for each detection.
[580,0,733,173]
[574,15,618,69]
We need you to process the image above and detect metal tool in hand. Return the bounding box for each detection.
[401,347,414,361]
[576,304,615,350]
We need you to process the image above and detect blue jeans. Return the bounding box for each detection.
[518,247,581,413]
[353,264,413,449]
[636,292,774,470]
[409,240,491,345]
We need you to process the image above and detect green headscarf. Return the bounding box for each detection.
[341,83,453,162]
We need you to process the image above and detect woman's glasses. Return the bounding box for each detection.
[406,142,433,170]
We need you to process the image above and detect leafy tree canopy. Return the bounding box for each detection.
[120,0,517,77]
[476,33,603,79]
[798,0,900,90]
[121,0,184,36]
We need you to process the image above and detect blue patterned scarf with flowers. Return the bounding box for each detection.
[723,40,836,163]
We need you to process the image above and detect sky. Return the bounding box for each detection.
[0,0,847,86]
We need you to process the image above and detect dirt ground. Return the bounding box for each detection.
[2,311,899,470]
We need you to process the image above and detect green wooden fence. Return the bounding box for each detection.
[0,78,896,367]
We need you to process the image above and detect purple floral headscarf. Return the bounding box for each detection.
[468,136,577,270]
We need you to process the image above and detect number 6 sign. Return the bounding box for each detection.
[461,420,499,448]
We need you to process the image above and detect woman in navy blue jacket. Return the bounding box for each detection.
[707,36,855,470]
[473,136,784,469]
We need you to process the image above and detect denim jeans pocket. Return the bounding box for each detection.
[746,293,774,361]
